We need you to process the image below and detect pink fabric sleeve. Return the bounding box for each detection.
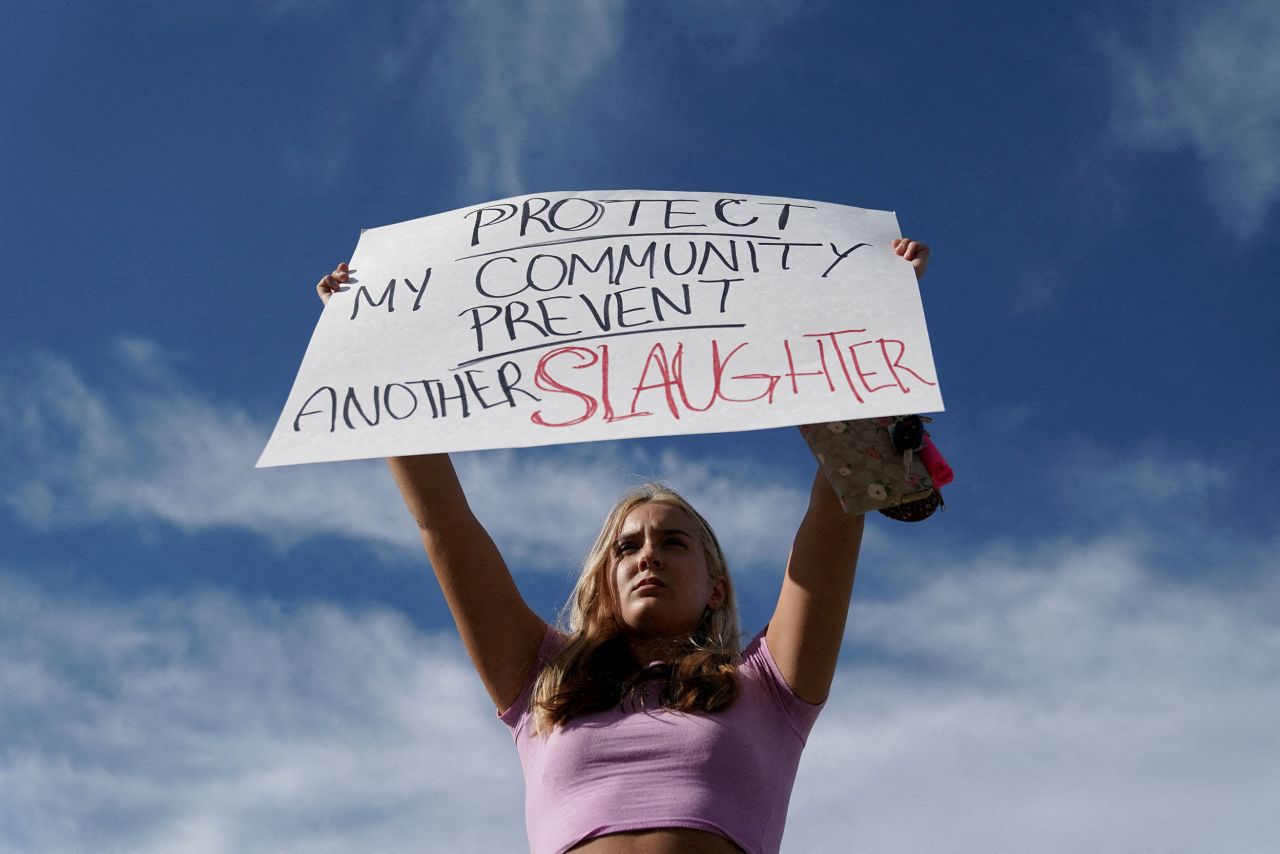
[750,631,825,740]
[498,625,565,734]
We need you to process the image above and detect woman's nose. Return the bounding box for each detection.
[639,541,661,568]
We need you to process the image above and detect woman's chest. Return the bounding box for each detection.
[525,692,786,802]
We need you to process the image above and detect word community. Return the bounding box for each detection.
[348,234,873,355]
[292,328,935,433]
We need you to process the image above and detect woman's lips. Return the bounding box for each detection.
[634,577,664,591]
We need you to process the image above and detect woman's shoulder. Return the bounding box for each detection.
[737,626,825,731]
[540,624,570,657]
[737,626,771,672]
[499,625,567,728]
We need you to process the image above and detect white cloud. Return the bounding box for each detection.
[4,533,1277,852]
[253,0,828,203]
[1054,440,1231,529]
[0,572,526,854]
[1098,0,1280,237]
[369,0,815,202]
[377,0,628,201]
[458,443,810,576]
[3,341,1248,593]
[0,343,808,574]
[789,537,1280,853]
[662,0,809,57]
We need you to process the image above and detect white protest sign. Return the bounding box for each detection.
[257,190,943,467]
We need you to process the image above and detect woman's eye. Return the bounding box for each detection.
[615,542,637,555]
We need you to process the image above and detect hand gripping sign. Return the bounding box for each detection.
[257,190,944,467]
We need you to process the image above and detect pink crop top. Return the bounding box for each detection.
[499,628,824,854]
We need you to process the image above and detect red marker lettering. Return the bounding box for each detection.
[530,346,600,427]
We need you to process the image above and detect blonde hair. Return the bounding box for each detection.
[531,483,742,733]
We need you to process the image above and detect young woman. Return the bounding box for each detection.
[317,238,930,854]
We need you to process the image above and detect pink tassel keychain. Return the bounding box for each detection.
[878,423,953,522]
[918,434,953,488]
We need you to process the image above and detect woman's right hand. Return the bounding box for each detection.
[891,238,930,280]
[316,262,351,305]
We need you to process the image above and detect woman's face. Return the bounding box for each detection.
[610,502,725,640]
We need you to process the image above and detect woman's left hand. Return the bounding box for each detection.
[317,262,351,305]
[892,238,930,280]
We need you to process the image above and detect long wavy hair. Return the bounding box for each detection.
[531,483,742,734]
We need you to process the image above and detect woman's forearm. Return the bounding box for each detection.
[385,453,475,532]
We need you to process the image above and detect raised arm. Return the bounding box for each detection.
[387,454,547,710]
[765,237,930,703]
[318,264,546,711]
[765,471,864,704]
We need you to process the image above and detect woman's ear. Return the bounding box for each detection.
[707,577,727,610]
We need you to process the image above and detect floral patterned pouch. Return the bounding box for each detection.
[798,417,940,516]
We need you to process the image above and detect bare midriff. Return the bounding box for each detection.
[569,828,745,853]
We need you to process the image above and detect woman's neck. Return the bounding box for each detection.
[624,634,690,666]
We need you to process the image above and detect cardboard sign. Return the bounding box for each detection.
[257,191,943,467]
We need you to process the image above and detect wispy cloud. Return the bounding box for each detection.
[663,0,809,57]
[1097,0,1280,237]
[792,536,1280,853]
[1053,440,1232,533]
[370,0,816,202]
[0,342,806,574]
[0,572,526,853]
[4,533,1276,852]
[263,0,822,202]
[377,0,628,201]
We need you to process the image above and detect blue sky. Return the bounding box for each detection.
[3,1,1278,851]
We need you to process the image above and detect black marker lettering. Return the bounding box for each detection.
[350,279,395,320]
[821,242,870,278]
[504,300,549,341]
[700,277,744,313]
[759,202,817,230]
[461,304,502,352]
[475,255,519,299]
[568,246,616,285]
[383,383,419,420]
[549,197,605,231]
[664,199,705,229]
[497,360,540,405]
[613,286,652,329]
[293,386,337,432]
[463,369,499,409]
[520,197,554,237]
[526,253,569,293]
[616,242,656,285]
[408,380,439,418]
[756,241,821,270]
[714,198,759,228]
[403,268,432,311]
[651,283,693,322]
[465,203,517,247]
[536,294,580,337]
[433,376,471,418]
[578,292,612,332]
[342,386,381,429]
[697,240,739,275]
[663,241,698,276]
[601,198,646,227]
